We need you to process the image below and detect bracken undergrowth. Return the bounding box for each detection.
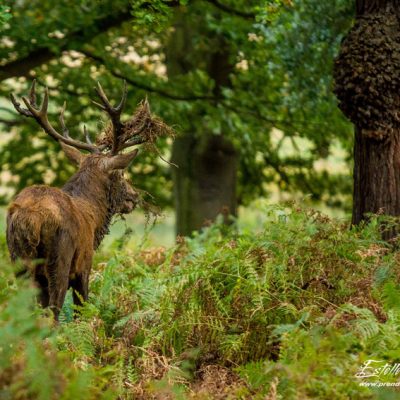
[1,204,400,399]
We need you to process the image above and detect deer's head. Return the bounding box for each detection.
[10,81,150,214]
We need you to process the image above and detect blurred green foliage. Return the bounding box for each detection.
[1,204,400,398]
[0,4,11,27]
[0,0,354,210]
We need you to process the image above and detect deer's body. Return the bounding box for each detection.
[6,81,153,320]
[7,156,138,319]
[7,185,96,265]
[7,185,96,314]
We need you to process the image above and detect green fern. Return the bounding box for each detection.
[381,281,400,312]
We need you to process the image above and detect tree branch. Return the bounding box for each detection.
[204,0,256,19]
[0,9,132,81]
[81,50,216,101]
[0,0,187,82]
[82,50,296,133]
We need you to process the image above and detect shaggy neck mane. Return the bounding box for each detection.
[62,166,119,249]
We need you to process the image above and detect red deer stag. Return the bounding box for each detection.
[7,81,150,320]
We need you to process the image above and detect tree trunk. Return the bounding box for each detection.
[171,135,238,236]
[334,0,400,238]
[352,129,400,227]
[166,6,238,236]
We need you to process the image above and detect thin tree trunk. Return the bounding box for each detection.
[171,135,237,236]
[166,6,238,236]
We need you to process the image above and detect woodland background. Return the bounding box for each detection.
[1,1,399,399]
[0,0,354,236]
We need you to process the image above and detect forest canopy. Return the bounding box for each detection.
[0,0,354,234]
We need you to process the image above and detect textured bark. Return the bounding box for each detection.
[352,129,400,225]
[356,0,400,15]
[334,0,400,236]
[334,2,400,139]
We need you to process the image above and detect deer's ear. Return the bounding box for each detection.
[104,149,139,170]
[60,142,85,166]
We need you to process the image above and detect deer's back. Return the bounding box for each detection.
[7,185,92,261]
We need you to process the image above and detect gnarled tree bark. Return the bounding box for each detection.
[334,0,400,238]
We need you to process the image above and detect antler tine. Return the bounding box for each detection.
[59,101,70,138]
[83,125,92,144]
[92,81,127,112]
[10,93,32,117]
[11,83,101,154]
[94,82,109,108]
[115,80,127,112]
[28,79,37,108]
[94,81,127,155]
[21,86,48,118]
[118,134,148,151]
[10,79,39,117]
[39,86,49,116]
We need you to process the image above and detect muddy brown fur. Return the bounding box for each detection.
[7,152,139,320]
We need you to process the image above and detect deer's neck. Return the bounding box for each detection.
[62,169,117,249]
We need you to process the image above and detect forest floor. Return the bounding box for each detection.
[0,203,399,399]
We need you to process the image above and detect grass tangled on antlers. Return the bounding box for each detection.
[97,99,175,154]
[98,100,175,224]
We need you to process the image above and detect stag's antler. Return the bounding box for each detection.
[11,80,161,156]
[10,80,101,153]
[93,81,127,155]
[92,80,149,154]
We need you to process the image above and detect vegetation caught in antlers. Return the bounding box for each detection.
[96,97,175,159]
[10,80,174,158]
